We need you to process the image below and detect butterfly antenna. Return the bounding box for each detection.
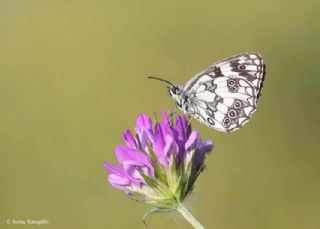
[148,76,175,87]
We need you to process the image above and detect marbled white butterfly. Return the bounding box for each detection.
[149,52,265,133]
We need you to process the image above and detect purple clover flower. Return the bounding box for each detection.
[104,112,213,213]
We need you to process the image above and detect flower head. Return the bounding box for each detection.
[104,112,213,210]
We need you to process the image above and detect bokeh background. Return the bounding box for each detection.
[1,1,319,228]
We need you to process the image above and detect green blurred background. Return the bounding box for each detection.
[1,1,319,228]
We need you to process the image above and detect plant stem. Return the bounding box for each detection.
[177,203,205,229]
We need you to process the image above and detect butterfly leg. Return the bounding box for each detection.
[168,103,178,125]
[186,114,193,128]
[180,114,193,133]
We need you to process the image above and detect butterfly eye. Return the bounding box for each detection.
[168,87,175,95]
[171,87,179,95]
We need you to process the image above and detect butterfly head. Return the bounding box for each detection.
[168,85,183,98]
[148,76,184,107]
[148,76,183,98]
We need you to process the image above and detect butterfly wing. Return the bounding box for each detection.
[186,76,258,132]
[183,52,265,132]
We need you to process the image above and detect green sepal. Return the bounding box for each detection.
[148,146,168,184]
[139,171,159,189]
[167,153,180,196]
[180,150,195,199]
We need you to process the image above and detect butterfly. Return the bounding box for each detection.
[148,52,266,133]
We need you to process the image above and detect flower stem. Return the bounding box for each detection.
[177,203,205,229]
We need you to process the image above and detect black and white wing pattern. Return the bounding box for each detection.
[184,52,265,132]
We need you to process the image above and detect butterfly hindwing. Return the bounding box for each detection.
[187,75,258,132]
[215,52,265,97]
